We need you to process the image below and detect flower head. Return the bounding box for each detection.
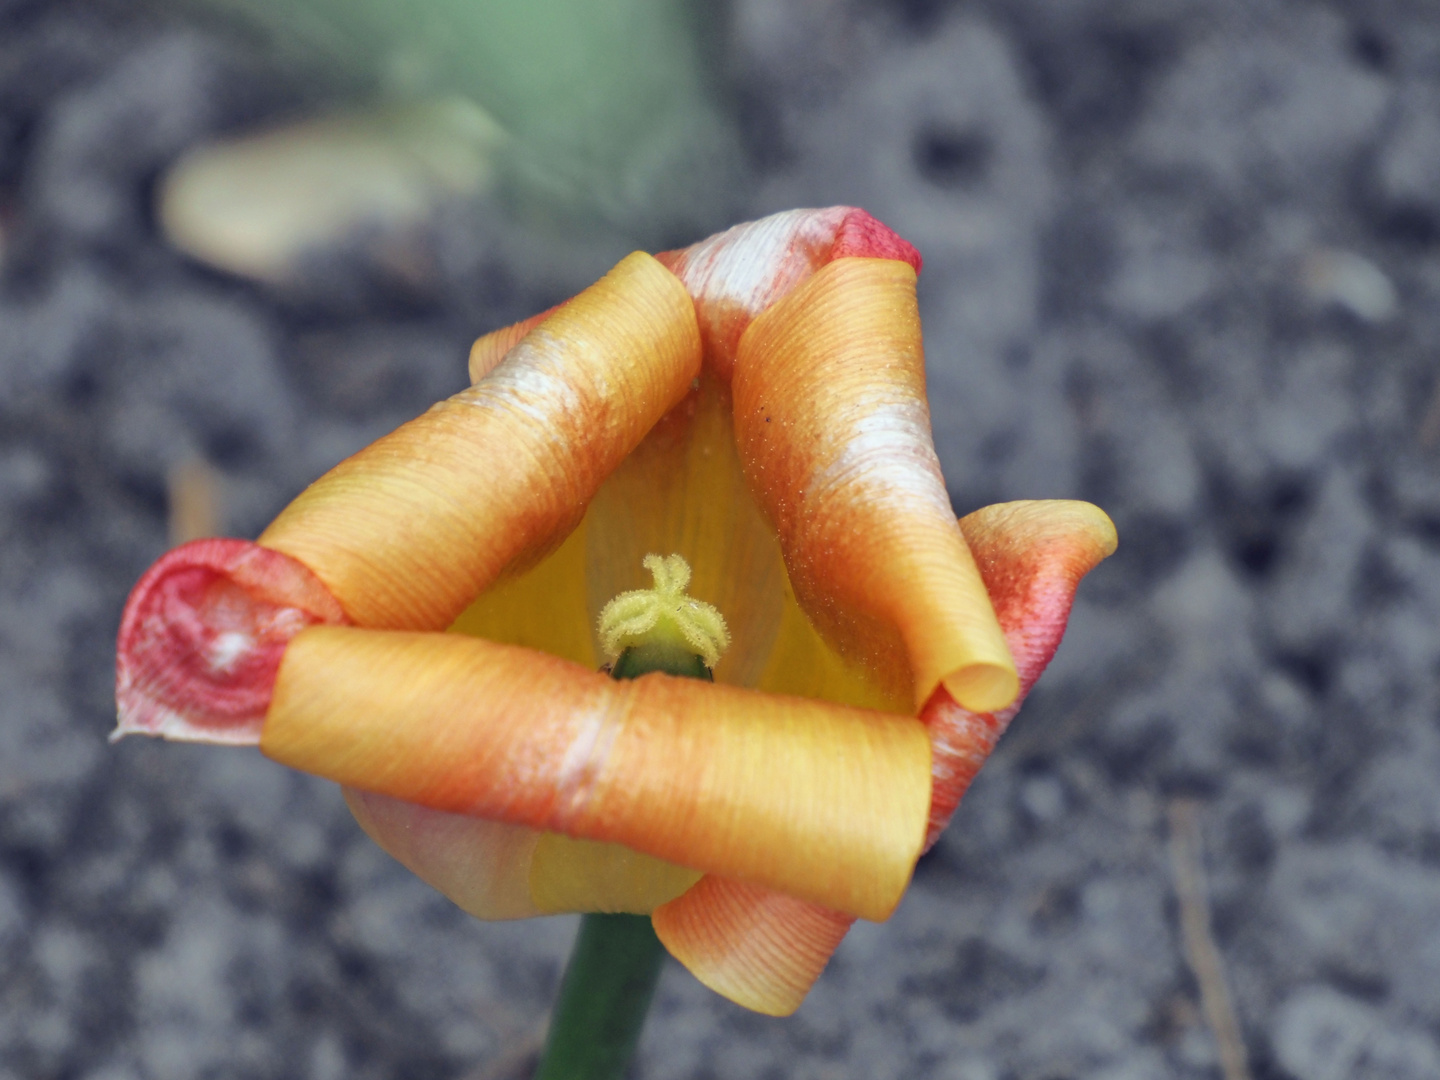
[115,207,1114,1016]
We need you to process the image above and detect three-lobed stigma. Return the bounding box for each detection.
[597,554,729,672]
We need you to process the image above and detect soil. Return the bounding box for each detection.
[4,1,1440,1078]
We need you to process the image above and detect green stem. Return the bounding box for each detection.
[533,914,667,1080]
[533,643,710,1080]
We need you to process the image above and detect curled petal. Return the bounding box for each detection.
[961,500,1117,692]
[658,500,1115,1012]
[114,538,347,744]
[473,208,922,386]
[923,499,1117,845]
[260,627,931,922]
[653,876,854,1017]
[734,257,1016,713]
[657,206,921,380]
[467,305,557,384]
[260,251,701,630]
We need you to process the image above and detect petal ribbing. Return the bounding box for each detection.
[260,251,701,631]
[260,627,931,922]
[734,257,1017,713]
[472,208,921,385]
[655,499,1115,1012]
[467,305,556,384]
[922,499,1116,845]
[657,206,920,381]
[653,876,854,1017]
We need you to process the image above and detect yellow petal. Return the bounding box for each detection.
[261,626,931,921]
[343,787,542,920]
[447,514,594,667]
[259,251,701,630]
[346,788,698,919]
[652,876,854,1016]
[528,834,700,915]
[755,570,910,714]
[733,257,1017,712]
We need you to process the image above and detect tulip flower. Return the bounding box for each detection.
[115,207,1114,1040]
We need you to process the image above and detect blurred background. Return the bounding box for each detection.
[3,0,1440,1077]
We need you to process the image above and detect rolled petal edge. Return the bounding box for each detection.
[261,626,931,921]
[113,537,346,744]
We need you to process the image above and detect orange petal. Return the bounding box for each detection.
[733,257,1016,712]
[260,626,931,921]
[657,206,921,381]
[961,500,1117,693]
[260,251,700,630]
[653,500,1115,1014]
[344,788,543,920]
[113,538,347,744]
[653,876,854,1016]
[922,499,1116,846]
[466,305,558,384]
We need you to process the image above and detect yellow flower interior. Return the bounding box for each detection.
[445,374,911,916]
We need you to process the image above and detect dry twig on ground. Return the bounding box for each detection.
[1167,798,1253,1080]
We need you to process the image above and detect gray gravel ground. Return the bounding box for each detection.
[4,1,1440,1078]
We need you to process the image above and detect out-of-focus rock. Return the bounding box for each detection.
[159,97,505,285]
[27,31,239,247]
[1301,248,1399,323]
[1267,843,1440,1022]
[1343,725,1440,861]
[103,288,293,475]
[1104,200,1219,321]
[1272,986,1440,1080]
[1133,10,1390,195]
[1373,82,1440,228]
[1265,466,1375,652]
[758,16,1057,503]
[0,262,117,404]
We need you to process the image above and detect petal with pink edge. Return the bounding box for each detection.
[113,538,347,744]
[653,499,1114,1012]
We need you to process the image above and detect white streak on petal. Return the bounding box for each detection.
[807,393,954,520]
[672,207,849,320]
[552,700,623,828]
[207,631,252,674]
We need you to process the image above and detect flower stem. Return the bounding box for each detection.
[533,640,712,1080]
[533,913,667,1080]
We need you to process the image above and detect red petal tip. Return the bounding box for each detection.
[114,538,346,745]
[831,208,922,274]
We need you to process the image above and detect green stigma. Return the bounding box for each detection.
[597,554,729,675]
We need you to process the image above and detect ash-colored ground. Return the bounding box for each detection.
[3,1,1440,1078]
